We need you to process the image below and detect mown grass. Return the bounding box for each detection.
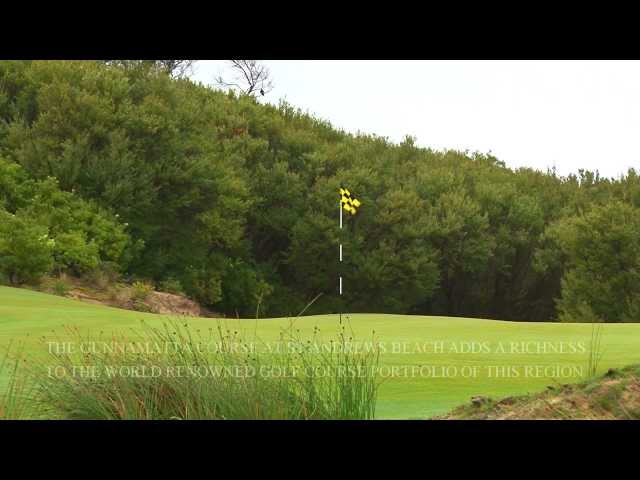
[3,286,640,418]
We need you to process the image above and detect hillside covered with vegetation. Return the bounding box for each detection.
[2,60,640,322]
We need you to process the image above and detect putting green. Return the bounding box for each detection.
[2,285,640,419]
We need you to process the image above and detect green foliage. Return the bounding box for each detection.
[52,279,69,297]
[0,155,131,283]
[85,262,121,290]
[548,202,640,323]
[2,60,640,321]
[0,210,54,285]
[131,281,153,301]
[52,232,100,274]
[180,261,224,306]
[156,278,185,296]
[217,259,273,317]
[28,320,381,419]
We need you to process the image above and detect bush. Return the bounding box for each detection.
[86,263,121,290]
[29,320,382,420]
[52,231,100,274]
[88,269,110,290]
[108,285,137,309]
[131,299,152,313]
[131,281,153,301]
[52,279,69,297]
[553,202,640,323]
[558,300,603,323]
[0,210,54,285]
[157,278,185,296]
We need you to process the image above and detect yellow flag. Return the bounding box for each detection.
[339,187,362,215]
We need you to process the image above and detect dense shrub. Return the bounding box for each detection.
[85,262,121,290]
[2,60,640,321]
[545,202,640,323]
[0,210,54,285]
[52,279,69,297]
[131,280,153,301]
[156,278,185,296]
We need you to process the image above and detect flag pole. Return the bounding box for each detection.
[339,197,342,324]
[338,187,360,327]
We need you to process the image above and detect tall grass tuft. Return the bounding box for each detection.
[585,321,605,379]
[28,318,382,420]
[0,342,33,419]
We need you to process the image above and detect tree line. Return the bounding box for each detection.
[1,60,639,322]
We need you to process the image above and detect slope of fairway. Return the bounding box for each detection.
[437,364,640,419]
[2,285,640,419]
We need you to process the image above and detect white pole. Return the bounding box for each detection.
[339,200,343,321]
[339,201,342,296]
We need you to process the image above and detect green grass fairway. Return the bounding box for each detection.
[2,285,640,419]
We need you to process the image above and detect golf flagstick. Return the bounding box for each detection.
[338,186,360,326]
[339,197,342,325]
